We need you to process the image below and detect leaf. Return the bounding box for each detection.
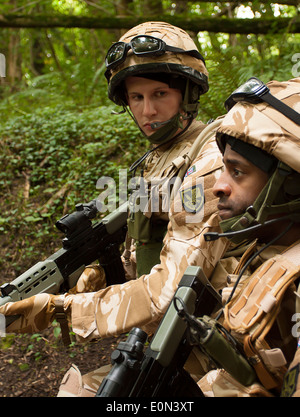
[18,363,30,372]
[23,216,43,222]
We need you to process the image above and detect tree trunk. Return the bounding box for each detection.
[7,29,22,88]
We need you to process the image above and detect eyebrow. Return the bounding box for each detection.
[127,85,170,94]
[223,156,250,169]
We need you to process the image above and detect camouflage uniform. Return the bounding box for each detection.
[108,21,210,277]
[68,132,225,342]
[198,77,300,397]
[281,341,300,397]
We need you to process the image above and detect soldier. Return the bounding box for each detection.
[198,76,300,396]
[103,21,207,278]
[74,21,225,283]
[0,22,228,395]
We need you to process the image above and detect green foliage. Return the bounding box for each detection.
[197,30,299,121]
[0,3,298,272]
[0,103,142,200]
[0,98,144,274]
[0,5,299,275]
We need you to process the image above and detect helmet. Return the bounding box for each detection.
[215,77,300,243]
[105,22,209,144]
[106,21,208,105]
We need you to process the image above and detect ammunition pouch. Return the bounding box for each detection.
[135,223,167,276]
[127,209,152,243]
[127,185,168,275]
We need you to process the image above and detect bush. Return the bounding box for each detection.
[0,103,145,276]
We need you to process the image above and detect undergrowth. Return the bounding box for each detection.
[0,102,145,278]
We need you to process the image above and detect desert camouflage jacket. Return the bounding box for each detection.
[70,120,229,340]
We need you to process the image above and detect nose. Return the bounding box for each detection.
[142,97,157,117]
[213,171,232,198]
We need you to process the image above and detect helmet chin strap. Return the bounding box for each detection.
[146,112,192,145]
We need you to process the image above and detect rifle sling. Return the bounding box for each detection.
[54,298,71,346]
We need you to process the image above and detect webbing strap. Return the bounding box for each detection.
[244,335,280,390]
[230,259,274,317]
[54,298,71,346]
[262,91,300,126]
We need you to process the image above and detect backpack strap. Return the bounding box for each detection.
[243,335,280,390]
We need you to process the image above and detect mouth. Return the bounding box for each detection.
[217,203,232,220]
[143,122,158,135]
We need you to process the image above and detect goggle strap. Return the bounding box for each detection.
[165,45,205,63]
[262,92,300,126]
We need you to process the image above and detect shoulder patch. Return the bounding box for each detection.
[184,165,196,178]
[281,363,300,397]
[180,183,205,213]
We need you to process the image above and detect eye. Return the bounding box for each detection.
[232,167,243,178]
[132,93,143,100]
[155,90,167,98]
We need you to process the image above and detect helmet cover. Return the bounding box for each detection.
[217,78,300,173]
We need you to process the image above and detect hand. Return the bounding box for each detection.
[0,293,72,334]
[69,265,106,294]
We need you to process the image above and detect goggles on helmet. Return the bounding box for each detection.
[225,77,300,126]
[105,35,205,72]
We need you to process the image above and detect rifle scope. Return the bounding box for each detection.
[96,327,148,397]
[56,200,99,237]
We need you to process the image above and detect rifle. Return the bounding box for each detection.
[0,200,128,325]
[96,266,257,397]
[96,266,223,397]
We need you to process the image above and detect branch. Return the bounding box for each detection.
[0,14,299,33]
[187,0,299,4]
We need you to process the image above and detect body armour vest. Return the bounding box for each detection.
[128,120,207,275]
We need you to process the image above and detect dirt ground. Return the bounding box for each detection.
[0,325,126,397]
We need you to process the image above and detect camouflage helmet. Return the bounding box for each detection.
[217,78,300,173]
[105,21,209,108]
[215,77,300,243]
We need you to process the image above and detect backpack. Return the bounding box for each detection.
[223,240,300,392]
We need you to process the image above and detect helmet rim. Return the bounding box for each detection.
[107,62,209,106]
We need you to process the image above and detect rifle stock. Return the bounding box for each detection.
[0,201,128,324]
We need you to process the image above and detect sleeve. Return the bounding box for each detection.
[70,138,229,341]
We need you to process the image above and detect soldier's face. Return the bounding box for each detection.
[213,144,269,220]
[125,76,186,138]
